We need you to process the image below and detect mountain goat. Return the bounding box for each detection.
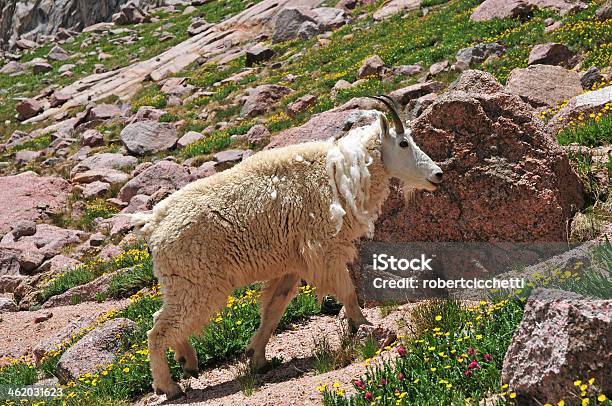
[132,96,443,399]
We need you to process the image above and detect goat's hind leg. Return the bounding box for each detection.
[148,303,184,400]
[246,273,300,370]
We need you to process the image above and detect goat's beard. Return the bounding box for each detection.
[398,180,417,204]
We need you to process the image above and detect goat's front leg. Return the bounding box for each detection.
[246,273,299,370]
[327,264,371,331]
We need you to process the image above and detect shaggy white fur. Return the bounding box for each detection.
[130,111,436,399]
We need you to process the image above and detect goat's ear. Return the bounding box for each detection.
[379,113,390,139]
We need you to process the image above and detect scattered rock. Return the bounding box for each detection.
[246,45,275,67]
[429,60,449,76]
[505,64,582,107]
[528,42,573,66]
[87,104,122,121]
[297,21,319,39]
[71,168,130,186]
[42,271,119,308]
[245,124,270,145]
[311,7,349,30]
[266,109,378,148]
[213,149,244,166]
[160,77,194,97]
[471,0,587,21]
[129,106,167,123]
[34,311,53,323]
[16,99,44,121]
[177,131,205,148]
[11,221,37,240]
[31,60,53,74]
[387,81,441,105]
[187,18,211,36]
[33,315,98,363]
[56,318,137,383]
[47,45,70,62]
[81,181,111,199]
[580,66,604,90]
[49,90,71,108]
[502,289,610,402]
[112,3,151,25]
[287,94,318,116]
[546,85,612,135]
[456,43,504,67]
[81,129,104,147]
[406,93,438,119]
[391,64,422,77]
[118,160,191,203]
[272,7,317,43]
[0,248,21,276]
[240,85,292,118]
[357,55,386,79]
[373,0,420,20]
[18,250,45,274]
[14,150,41,164]
[0,61,26,74]
[191,161,217,179]
[0,297,17,312]
[120,121,178,155]
[1,224,86,260]
[71,153,137,178]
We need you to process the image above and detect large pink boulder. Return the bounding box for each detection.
[374,70,584,242]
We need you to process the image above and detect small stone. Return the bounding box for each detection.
[11,220,37,239]
[358,55,386,79]
[528,43,574,66]
[34,311,53,323]
[429,60,449,76]
[82,129,104,147]
[16,99,44,121]
[47,45,70,62]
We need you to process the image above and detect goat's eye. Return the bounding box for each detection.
[399,139,409,148]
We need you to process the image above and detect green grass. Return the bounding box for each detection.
[40,267,96,303]
[557,113,612,147]
[39,243,152,304]
[78,199,120,231]
[6,133,53,153]
[0,361,38,386]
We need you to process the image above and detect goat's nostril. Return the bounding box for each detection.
[433,171,443,183]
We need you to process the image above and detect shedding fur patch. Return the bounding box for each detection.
[325,120,377,237]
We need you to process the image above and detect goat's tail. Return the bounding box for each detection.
[130,212,155,239]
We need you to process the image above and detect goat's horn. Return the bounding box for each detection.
[366,95,405,134]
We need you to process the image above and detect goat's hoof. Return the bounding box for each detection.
[153,382,184,400]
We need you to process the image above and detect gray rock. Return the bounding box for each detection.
[272,7,317,43]
[87,104,122,121]
[81,181,111,199]
[177,131,205,148]
[213,149,244,165]
[0,296,17,312]
[120,121,178,155]
[391,64,422,77]
[245,124,270,145]
[357,55,386,79]
[287,94,317,116]
[11,221,37,240]
[387,81,441,105]
[0,61,25,74]
[580,66,604,90]
[187,18,211,36]
[70,153,137,178]
[112,2,151,25]
[240,84,292,118]
[18,250,45,274]
[456,42,504,67]
[246,45,275,67]
[31,60,53,74]
[47,45,70,61]
[118,160,191,203]
[502,289,611,402]
[81,129,104,147]
[311,7,348,30]
[56,318,137,383]
[71,168,130,185]
[297,21,319,39]
[429,60,449,76]
[0,247,21,276]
